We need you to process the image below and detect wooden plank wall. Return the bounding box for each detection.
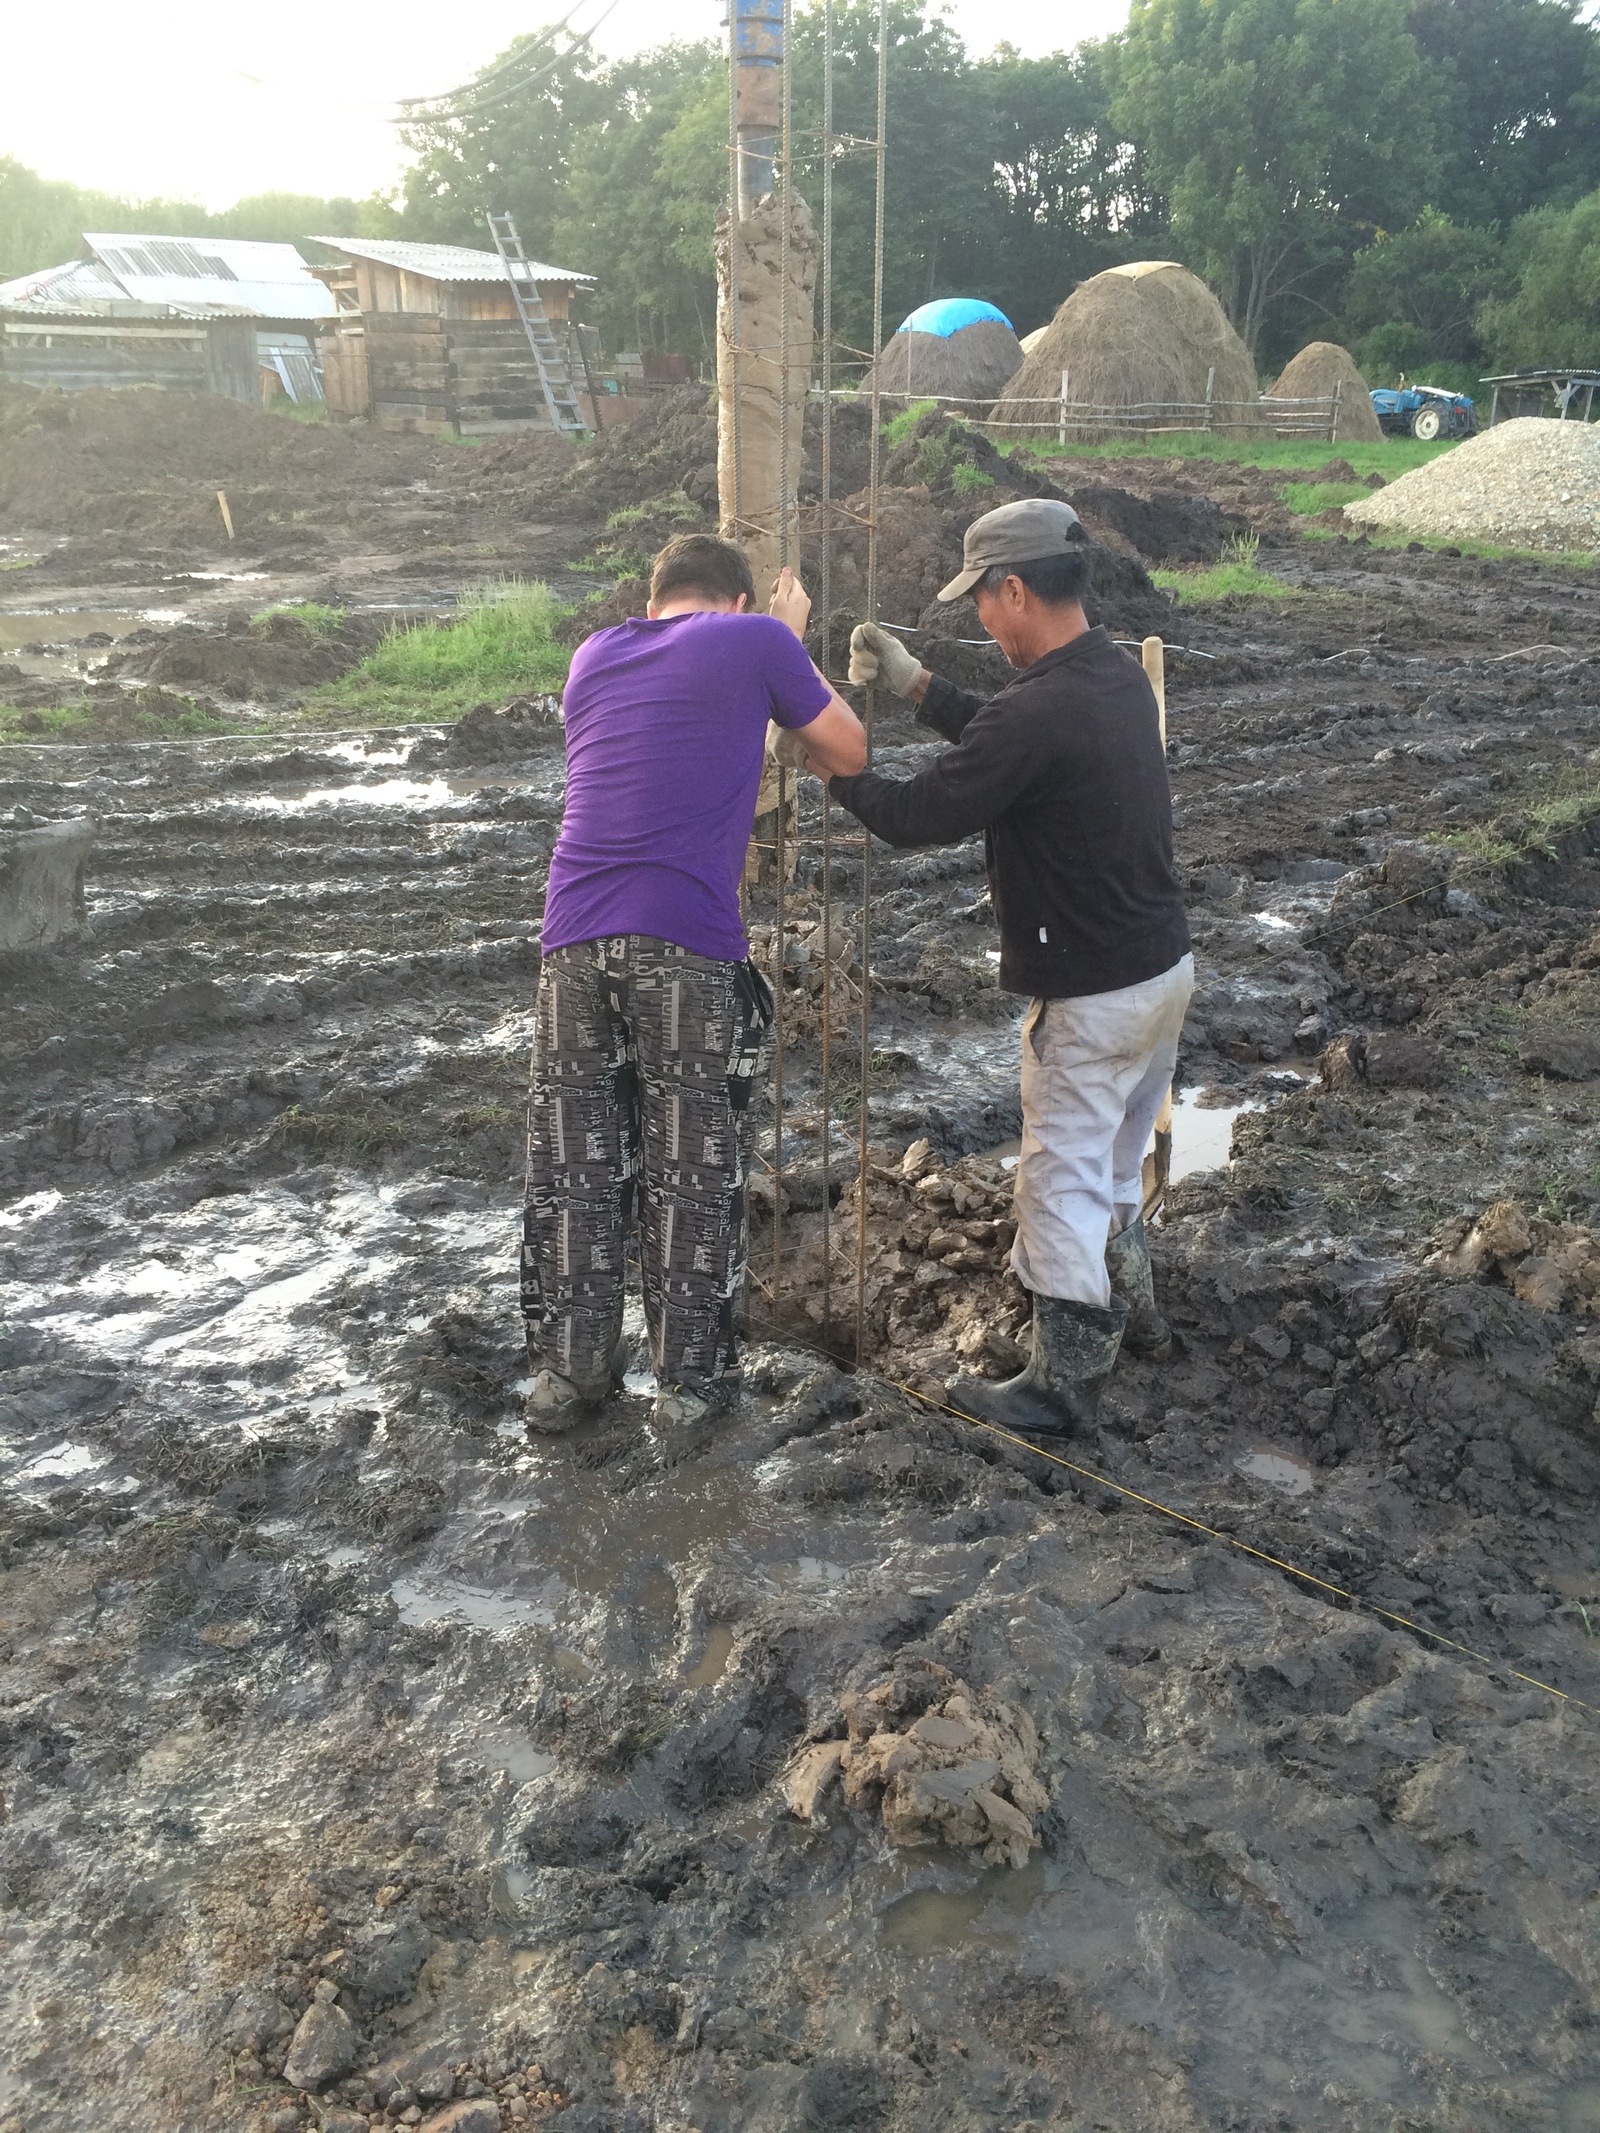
[318,327,370,420]
[0,321,211,394]
[363,313,578,435]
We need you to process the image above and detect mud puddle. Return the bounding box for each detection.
[1170,1087,1262,1177]
[0,605,187,683]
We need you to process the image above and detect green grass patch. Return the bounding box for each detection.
[251,600,343,639]
[1281,480,1373,515]
[1444,769,1600,866]
[0,694,246,744]
[604,498,700,531]
[1019,432,1451,480]
[1300,521,1600,567]
[1,555,38,572]
[1151,531,1300,604]
[270,1101,406,1165]
[1353,527,1600,568]
[884,399,939,446]
[311,579,572,721]
[950,461,995,496]
[587,494,703,578]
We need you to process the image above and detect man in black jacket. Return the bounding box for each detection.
[788,497,1192,1434]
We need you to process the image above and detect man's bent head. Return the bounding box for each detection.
[648,533,756,617]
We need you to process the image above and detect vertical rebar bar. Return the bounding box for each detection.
[769,0,792,1310]
[818,0,836,1344]
[777,0,793,570]
[726,5,743,540]
[855,0,888,1365]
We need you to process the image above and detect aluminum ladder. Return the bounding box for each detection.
[486,211,588,435]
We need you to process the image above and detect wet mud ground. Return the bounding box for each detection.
[5,402,1600,2132]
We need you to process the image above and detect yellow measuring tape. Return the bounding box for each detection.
[866,1369,1599,1719]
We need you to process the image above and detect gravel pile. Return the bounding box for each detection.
[1344,416,1600,551]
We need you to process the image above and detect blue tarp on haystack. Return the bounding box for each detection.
[896,298,1015,339]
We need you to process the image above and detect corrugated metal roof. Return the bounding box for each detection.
[82,234,336,320]
[313,236,593,285]
[0,259,130,313]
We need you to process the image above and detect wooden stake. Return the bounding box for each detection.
[216,490,234,541]
[1141,633,1173,1222]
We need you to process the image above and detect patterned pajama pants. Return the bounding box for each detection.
[522,935,775,1399]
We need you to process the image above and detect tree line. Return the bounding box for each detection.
[4,0,1598,385]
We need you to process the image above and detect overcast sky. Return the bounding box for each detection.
[5,0,1131,212]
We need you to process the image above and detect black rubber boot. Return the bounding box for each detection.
[1105,1216,1173,1361]
[949,1292,1128,1440]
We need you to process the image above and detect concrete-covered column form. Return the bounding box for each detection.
[715,193,819,597]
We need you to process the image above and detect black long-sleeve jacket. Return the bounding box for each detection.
[828,625,1190,999]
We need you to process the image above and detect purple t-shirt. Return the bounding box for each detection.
[541,611,830,962]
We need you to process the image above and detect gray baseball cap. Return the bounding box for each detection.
[936,496,1084,602]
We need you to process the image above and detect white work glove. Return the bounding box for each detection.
[765,722,814,773]
[848,621,923,698]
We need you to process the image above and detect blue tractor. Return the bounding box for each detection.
[1370,381,1477,441]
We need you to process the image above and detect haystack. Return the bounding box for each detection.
[865,298,1023,409]
[1267,341,1382,443]
[994,261,1270,440]
[1019,326,1047,356]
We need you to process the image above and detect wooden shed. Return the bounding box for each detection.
[309,237,594,435]
[0,238,331,403]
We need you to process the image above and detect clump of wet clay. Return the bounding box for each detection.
[1426,1198,1600,1315]
[784,1660,1048,1869]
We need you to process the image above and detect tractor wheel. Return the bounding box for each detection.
[1410,405,1444,441]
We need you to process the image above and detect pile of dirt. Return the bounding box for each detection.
[442,696,563,762]
[995,261,1268,440]
[816,409,1177,660]
[556,408,1176,674]
[0,383,458,540]
[756,1138,1030,1379]
[102,609,388,699]
[1344,416,1600,550]
[1266,341,1383,444]
[467,386,717,526]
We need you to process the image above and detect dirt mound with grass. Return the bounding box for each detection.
[103,609,388,699]
[1267,342,1382,444]
[995,261,1268,440]
[1344,417,1600,550]
[827,410,1176,658]
[559,408,1175,678]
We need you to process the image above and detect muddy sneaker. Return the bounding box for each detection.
[524,1368,595,1434]
[653,1380,736,1428]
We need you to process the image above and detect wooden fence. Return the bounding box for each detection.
[862,369,1347,444]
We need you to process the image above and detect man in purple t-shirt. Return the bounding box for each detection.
[525,533,866,1431]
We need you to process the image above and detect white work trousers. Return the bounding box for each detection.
[1010,954,1195,1308]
